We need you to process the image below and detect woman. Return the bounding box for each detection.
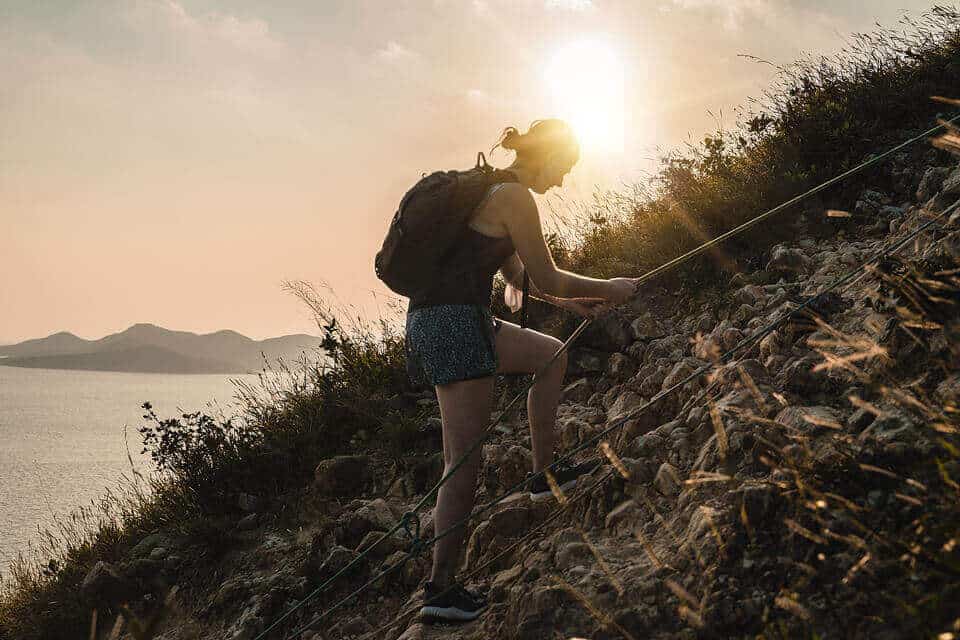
[405,119,641,622]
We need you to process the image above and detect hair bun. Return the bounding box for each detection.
[499,126,523,151]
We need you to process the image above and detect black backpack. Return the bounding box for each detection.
[375,153,530,324]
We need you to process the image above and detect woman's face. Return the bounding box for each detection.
[533,152,576,194]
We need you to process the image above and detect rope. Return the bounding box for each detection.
[281,199,959,639]
[252,114,959,639]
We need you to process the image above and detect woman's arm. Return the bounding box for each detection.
[497,184,614,299]
[499,252,559,305]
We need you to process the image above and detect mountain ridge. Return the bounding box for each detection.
[0,324,325,374]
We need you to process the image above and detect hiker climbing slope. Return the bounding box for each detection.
[376,118,642,622]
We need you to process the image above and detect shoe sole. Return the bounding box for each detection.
[529,478,577,502]
[420,605,484,622]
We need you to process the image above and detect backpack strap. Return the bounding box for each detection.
[476,151,490,171]
[520,269,530,329]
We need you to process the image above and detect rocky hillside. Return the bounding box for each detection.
[60,153,960,640]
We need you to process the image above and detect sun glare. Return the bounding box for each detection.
[544,39,625,154]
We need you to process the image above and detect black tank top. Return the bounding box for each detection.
[407,184,515,311]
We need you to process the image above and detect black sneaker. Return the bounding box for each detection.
[420,580,487,623]
[527,458,601,502]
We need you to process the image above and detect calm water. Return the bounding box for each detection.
[0,365,255,577]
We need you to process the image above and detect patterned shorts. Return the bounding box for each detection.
[405,304,503,386]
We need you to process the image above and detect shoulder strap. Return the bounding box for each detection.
[520,269,529,329]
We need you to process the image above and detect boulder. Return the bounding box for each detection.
[569,348,607,375]
[606,390,646,423]
[653,462,681,497]
[766,245,812,276]
[630,313,665,340]
[941,165,960,196]
[607,353,637,380]
[314,455,372,497]
[80,561,131,606]
[343,498,396,538]
[562,378,594,403]
[917,166,951,201]
[581,313,633,351]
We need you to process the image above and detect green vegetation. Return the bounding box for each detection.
[2,7,960,639]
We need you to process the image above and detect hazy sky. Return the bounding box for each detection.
[0,0,945,343]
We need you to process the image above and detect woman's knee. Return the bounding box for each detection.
[534,337,566,379]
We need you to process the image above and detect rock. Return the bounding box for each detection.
[693,334,723,361]
[606,390,646,423]
[662,360,699,392]
[646,335,687,361]
[846,408,875,432]
[582,313,633,351]
[604,500,637,531]
[559,416,582,450]
[941,165,960,196]
[654,462,681,497]
[562,378,594,403]
[680,505,723,564]
[879,205,905,220]
[775,405,842,432]
[602,384,624,410]
[917,166,951,201]
[731,304,757,326]
[488,507,531,537]
[695,312,714,334]
[766,245,812,276]
[355,530,405,564]
[228,602,264,640]
[630,313,665,340]
[237,514,258,531]
[936,375,960,405]
[735,284,766,307]
[759,331,781,360]
[338,615,372,636]
[482,444,529,495]
[318,545,362,579]
[554,542,592,568]
[569,348,607,375]
[395,623,427,640]
[737,483,780,527]
[861,410,917,444]
[343,498,396,539]
[729,272,749,288]
[314,455,372,497]
[81,561,130,606]
[236,492,260,513]
[607,353,637,380]
[131,532,168,559]
[147,546,168,562]
[490,564,524,601]
[626,340,647,361]
[721,327,745,351]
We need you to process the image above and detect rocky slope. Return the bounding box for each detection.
[79,156,960,639]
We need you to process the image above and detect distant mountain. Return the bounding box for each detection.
[0,324,326,374]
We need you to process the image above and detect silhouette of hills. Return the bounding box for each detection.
[0,323,324,373]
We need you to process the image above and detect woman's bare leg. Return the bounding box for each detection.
[494,320,568,472]
[429,375,495,588]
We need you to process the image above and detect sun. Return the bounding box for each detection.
[544,38,625,154]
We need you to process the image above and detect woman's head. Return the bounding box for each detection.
[493,119,580,194]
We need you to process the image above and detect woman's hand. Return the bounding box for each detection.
[557,296,612,319]
[603,277,642,304]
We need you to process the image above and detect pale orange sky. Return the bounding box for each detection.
[0,0,943,343]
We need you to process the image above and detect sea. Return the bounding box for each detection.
[0,365,256,578]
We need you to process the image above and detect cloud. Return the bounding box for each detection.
[668,0,774,30]
[545,0,595,10]
[375,40,420,63]
[121,0,287,59]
